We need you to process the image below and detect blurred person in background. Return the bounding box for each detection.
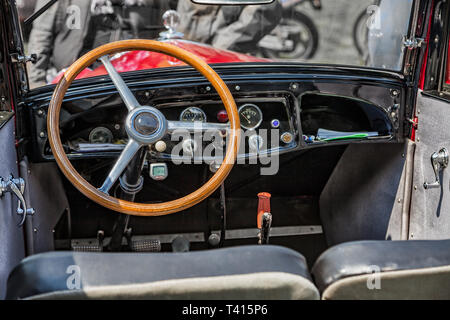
[28,0,170,87]
[176,0,282,54]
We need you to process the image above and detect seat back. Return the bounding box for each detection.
[7,245,320,300]
[312,240,450,300]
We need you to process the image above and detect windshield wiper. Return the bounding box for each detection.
[24,0,58,26]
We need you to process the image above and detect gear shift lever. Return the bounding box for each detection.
[257,192,272,245]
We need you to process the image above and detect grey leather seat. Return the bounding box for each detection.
[312,240,450,300]
[7,245,319,300]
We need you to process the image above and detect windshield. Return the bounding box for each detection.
[17,0,413,89]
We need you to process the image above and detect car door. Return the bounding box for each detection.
[409,0,450,239]
[0,0,26,299]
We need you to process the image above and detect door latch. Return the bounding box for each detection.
[424,148,449,189]
[402,36,426,50]
[10,53,37,64]
[0,175,35,226]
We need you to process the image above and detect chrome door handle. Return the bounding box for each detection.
[424,148,449,189]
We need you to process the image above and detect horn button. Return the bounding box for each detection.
[134,112,159,135]
[126,107,168,144]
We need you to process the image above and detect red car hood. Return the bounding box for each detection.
[52,40,269,84]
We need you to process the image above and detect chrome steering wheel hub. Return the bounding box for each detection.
[126,106,167,144]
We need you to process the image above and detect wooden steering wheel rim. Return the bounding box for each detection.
[48,40,240,216]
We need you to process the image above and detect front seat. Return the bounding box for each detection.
[7,245,319,300]
[312,240,450,300]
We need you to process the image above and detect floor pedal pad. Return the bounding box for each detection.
[71,239,103,252]
[129,238,161,252]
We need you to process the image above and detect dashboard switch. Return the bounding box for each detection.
[271,119,280,128]
[182,138,198,157]
[249,134,264,153]
[154,140,167,152]
[217,110,228,123]
[280,132,293,144]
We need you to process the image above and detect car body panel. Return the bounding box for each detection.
[51,40,270,83]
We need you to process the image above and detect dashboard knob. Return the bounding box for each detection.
[209,161,221,173]
[280,132,294,144]
[249,134,264,153]
[182,138,198,157]
[154,140,167,152]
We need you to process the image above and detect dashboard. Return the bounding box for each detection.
[35,91,300,164]
[27,64,407,166]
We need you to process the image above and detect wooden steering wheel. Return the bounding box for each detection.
[47,40,241,216]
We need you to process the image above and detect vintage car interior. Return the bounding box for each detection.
[0,0,449,300]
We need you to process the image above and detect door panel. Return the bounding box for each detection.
[0,119,25,299]
[409,91,450,239]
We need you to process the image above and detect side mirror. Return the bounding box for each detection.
[191,0,274,4]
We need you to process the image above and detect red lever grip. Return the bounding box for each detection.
[257,192,271,229]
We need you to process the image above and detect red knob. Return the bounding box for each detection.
[257,192,271,229]
[217,110,228,123]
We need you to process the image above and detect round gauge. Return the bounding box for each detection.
[180,107,207,122]
[238,104,263,130]
[89,127,113,144]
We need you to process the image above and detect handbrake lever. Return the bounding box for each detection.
[257,192,272,245]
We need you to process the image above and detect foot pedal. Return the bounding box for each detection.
[129,238,161,252]
[71,239,103,252]
[71,230,104,252]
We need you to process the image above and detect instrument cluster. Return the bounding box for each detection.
[153,96,298,161]
[38,94,299,163]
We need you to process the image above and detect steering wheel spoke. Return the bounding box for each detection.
[167,121,230,133]
[99,55,141,111]
[99,139,142,194]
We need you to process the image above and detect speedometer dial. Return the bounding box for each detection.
[238,104,263,130]
[180,107,207,122]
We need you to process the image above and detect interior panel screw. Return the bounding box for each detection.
[235,85,240,91]
[39,132,45,138]
[290,83,299,91]
[391,89,399,97]
[208,233,220,246]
